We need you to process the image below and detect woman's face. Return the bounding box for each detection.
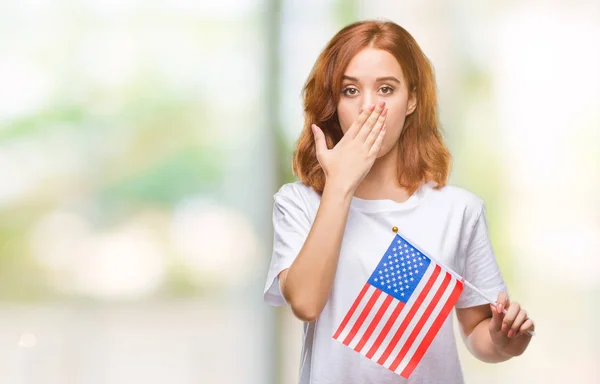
[336,47,416,157]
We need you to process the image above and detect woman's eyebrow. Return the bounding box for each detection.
[342,75,360,82]
[342,75,400,84]
[375,76,400,83]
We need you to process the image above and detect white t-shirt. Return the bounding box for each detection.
[263,181,507,384]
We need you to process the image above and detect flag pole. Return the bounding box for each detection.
[390,230,535,337]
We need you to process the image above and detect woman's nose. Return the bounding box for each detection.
[361,98,375,112]
[361,95,382,112]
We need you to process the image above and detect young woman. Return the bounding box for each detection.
[263,20,534,383]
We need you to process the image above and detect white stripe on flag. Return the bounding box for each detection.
[372,263,441,363]
[373,262,445,368]
[394,274,458,374]
[335,285,378,342]
[347,290,390,349]
[358,262,436,356]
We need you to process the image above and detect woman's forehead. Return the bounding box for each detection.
[343,48,404,80]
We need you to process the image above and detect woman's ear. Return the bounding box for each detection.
[406,90,417,116]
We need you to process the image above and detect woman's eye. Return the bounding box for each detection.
[380,86,394,94]
[342,87,358,96]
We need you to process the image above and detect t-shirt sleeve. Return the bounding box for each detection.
[263,188,312,307]
[455,203,508,308]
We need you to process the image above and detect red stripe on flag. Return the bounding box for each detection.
[388,272,452,371]
[375,265,442,365]
[354,295,394,353]
[333,283,370,339]
[400,280,464,378]
[365,301,404,359]
[343,289,382,345]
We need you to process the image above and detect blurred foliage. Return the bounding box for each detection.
[0,210,56,301]
[0,88,224,300]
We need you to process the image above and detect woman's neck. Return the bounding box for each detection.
[354,145,412,203]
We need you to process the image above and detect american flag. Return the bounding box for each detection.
[332,234,464,378]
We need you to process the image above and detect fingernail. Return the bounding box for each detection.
[369,104,376,111]
[498,304,503,314]
[508,329,514,338]
[501,323,507,332]
[379,101,386,108]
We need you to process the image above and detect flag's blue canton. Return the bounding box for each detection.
[367,235,431,303]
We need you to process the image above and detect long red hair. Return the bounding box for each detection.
[292,20,451,195]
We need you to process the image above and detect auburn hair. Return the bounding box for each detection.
[291,20,451,195]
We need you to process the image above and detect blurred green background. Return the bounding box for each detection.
[0,0,598,383]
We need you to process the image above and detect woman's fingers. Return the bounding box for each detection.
[368,124,386,157]
[502,302,520,334]
[516,318,535,337]
[490,291,509,332]
[364,109,387,147]
[355,101,386,141]
[496,291,509,315]
[489,303,503,332]
[489,291,534,339]
[345,104,376,139]
[315,100,387,191]
[508,309,527,338]
[311,124,328,158]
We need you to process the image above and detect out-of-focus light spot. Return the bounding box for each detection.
[79,31,138,88]
[0,56,51,123]
[18,332,37,348]
[171,197,260,286]
[30,210,90,273]
[30,211,166,299]
[0,134,86,207]
[0,144,42,206]
[74,227,165,299]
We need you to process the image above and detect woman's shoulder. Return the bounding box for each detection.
[427,182,485,215]
[274,181,321,205]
